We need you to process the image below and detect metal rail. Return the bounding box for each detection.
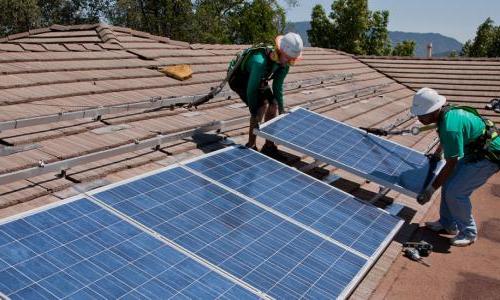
[0,73,353,132]
[0,117,248,185]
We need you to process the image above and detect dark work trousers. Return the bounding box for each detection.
[228,74,275,116]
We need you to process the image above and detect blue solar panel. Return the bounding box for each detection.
[0,198,257,299]
[257,107,442,197]
[186,147,402,257]
[94,167,368,299]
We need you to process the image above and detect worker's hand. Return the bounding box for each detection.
[425,152,442,162]
[417,185,435,205]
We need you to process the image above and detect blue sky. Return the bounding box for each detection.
[278,0,500,43]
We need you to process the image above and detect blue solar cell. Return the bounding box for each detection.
[187,147,401,257]
[260,107,439,196]
[0,198,257,299]
[94,166,368,299]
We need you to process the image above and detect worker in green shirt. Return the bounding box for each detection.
[228,32,303,157]
[411,87,500,246]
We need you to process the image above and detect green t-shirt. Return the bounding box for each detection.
[438,108,500,159]
[242,50,289,114]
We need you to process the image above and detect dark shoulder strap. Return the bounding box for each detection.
[239,44,273,71]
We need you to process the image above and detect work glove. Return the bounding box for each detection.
[417,185,435,205]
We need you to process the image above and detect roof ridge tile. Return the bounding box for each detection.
[7,32,30,41]
[168,39,190,48]
[49,24,70,31]
[28,28,51,36]
[96,25,121,44]
[130,30,152,38]
[108,26,132,34]
[149,35,170,44]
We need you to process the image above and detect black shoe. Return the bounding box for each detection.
[245,143,258,151]
[261,144,286,160]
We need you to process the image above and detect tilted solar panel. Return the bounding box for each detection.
[0,198,258,299]
[256,107,443,197]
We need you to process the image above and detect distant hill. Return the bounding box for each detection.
[286,22,463,57]
[389,31,463,57]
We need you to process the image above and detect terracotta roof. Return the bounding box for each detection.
[358,56,500,123]
[0,23,426,209]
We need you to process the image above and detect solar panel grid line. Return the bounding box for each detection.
[180,164,369,261]
[185,147,403,257]
[224,162,389,259]
[262,238,346,299]
[0,199,228,297]
[88,169,299,296]
[293,107,433,161]
[336,215,403,300]
[255,107,437,198]
[0,195,266,299]
[242,148,401,252]
[84,170,273,300]
[183,146,403,298]
[3,199,174,297]
[90,164,367,299]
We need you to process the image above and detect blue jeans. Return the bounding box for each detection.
[439,158,499,238]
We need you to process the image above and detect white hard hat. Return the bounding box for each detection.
[276,32,303,59]
[410,87,446,116]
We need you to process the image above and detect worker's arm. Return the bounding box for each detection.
[431,157,458,189]
[418,130,462,204]
[272,65,289,114]
[245,54,266,117]
[433,129,463,189]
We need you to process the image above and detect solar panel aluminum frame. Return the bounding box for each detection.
[178,146,404,299]
[0,178,269,300]
[255,107,445,198]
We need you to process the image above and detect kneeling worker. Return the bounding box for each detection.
[411,87,500,246]
[228,32,303,157]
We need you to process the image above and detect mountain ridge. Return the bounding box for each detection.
[286,21,463,57]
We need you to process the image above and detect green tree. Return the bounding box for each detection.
[461,17,500,57]
[487,25,500,57]
[307,5,334,48]
[191,0,243,44]
[38,0,110,26]
[308,0,392,55]
[230,0,285,44]
[329,0,369,54]
[363,10,391,55]
[107,0,193,41]
[391,40,416,56]
[0,0,40,37]
[460,40,472,56]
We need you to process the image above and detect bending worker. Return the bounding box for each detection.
[228,32,303,157]
[412,87,500,246]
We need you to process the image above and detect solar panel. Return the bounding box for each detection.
[0,198,258,299]
[88,146,402,298]
[92,166,367,299]
[256,107,444,197]
[1,146,403,299]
